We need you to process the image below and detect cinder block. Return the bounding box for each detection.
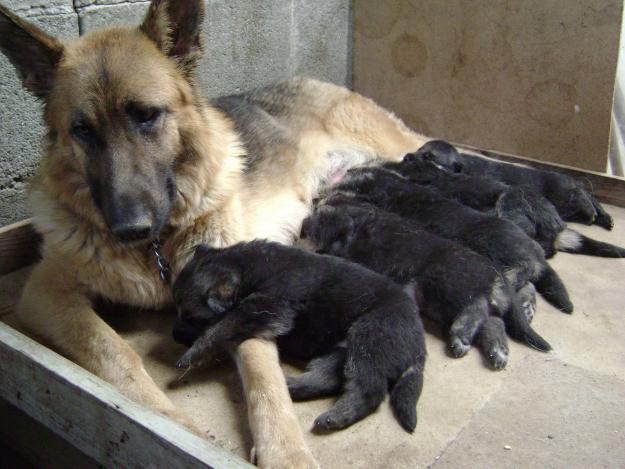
[77,2,150,32]
[200,0,293,97]
[292,0,351,86]
[0,2,78,225]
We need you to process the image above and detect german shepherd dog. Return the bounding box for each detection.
[392,155,625,259]
[329,166,574,314]
[172,241,426,433]
[301,200,551,368]
[415,140,614,230]
[0,1,430,466]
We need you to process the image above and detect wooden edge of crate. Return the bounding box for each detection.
[457,144,625,208]
[0,322,253,469]
[0,218,41,276]
[2,149,625,275]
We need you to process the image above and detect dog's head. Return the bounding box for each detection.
[0,1,206,242]
[410,140,466,173]
[173,245,241,323]
[301,204,362,256]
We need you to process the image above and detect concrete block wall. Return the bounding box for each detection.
[0,0,351,226]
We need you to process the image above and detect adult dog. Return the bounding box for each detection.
[0,1,428,467]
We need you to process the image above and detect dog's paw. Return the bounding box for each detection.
[486,343,509,371]
[255,445,320,469]
[448,337,471,358]
[313,408,355,432]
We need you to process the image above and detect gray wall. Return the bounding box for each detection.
[0,0,351,226]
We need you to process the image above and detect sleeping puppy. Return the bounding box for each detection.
[391,157,625,259]
[332,166,574,314]
[172,240,426,433]
[302,200,552,369]
[386,157,564,258]
[415,140,614,230]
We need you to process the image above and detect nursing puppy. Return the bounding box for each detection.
[392,157,625,259]
[333,167,573,314]
[302,201,552,369]
[172,241,426,433]
[416,140,614,230]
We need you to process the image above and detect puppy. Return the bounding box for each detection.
[172,241,426,433]
[386,157,564,258]
[389,157,625,260]
[302,200,552,370]
[333,166,573,314]
[415,140,614,230]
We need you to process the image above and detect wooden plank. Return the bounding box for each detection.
[456,143,625,208]
[0,219,41,276]
[0,322,253,469]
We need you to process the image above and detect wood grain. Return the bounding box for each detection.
[0,219,41,276]
[0,322,253,469]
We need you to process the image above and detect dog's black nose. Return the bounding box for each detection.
[112,220,152,241]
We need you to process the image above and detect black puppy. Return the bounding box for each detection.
[172,241,426,432]
[332,166,573,314]
[302,201,551,369]
[415,140,613,230]
[391,156,625,259]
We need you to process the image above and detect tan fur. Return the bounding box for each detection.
[1,3,429,467]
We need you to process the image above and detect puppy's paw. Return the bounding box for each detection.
[448,337,471,358]
[486,343,509,370]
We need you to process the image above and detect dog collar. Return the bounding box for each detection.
[151,239,171,284]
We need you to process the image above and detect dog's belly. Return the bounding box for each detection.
[241,145,378,244]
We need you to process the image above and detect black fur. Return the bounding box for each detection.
[331,166,573,314]
[302,202,551,364]
[172,241,426,432]
[388,157,564,258]
[415,140,614,230]
[392,156,625,259]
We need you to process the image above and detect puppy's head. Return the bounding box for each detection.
[301,205,357,256]
[173,245,242,324]
[549,185,597,225]
[0,1,206,242]
[412,140,465,173]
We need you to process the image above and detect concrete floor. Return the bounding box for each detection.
[1,206,625,468]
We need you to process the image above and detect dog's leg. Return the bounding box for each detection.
[476,316,509,370]
[448,297,489,358]
[287,345,347,401]
[236,339,319,469]
[16,259,182,419]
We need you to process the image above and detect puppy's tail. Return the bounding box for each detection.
[556,228,625,258]
[534,263,574,313]
[390,363,424,433]
[503,292,552,352]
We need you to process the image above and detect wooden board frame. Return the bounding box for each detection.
[1,148,624,466]
[0,322,253,469]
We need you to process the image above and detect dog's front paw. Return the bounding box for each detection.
[255,445,320,469]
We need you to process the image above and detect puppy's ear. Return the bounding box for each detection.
[140,0,205,76]
[0,5,63,99]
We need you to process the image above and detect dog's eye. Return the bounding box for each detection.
[70,121,96,142]
[127,104,162,127]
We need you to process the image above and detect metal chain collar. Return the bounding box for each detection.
[151,239,171,284]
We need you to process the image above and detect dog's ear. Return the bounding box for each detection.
[0,5,63,99]
[140,0,205,76]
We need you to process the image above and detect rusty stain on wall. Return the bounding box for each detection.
[353,0,623,172]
